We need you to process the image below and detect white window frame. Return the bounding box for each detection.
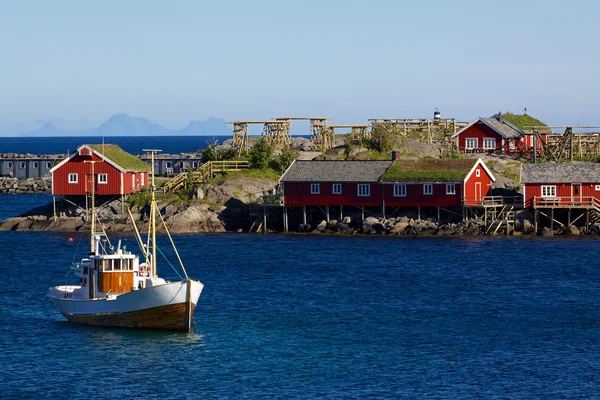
[358,184,370,197]
[32,162,39,169]
[476,169,481,177]
[132,174,135,188]
[68,173,78,184]
[332,183,342,195]
[310,183,320,194]
[19,162,26,169]
[541,185,556,197]
[45,162,52,169]
[483,138,496,150]
[98,174,108,184]
[192,161,199,169]
[7,162,13,168]
[596,185,600,191]
[465,138,478,149]
[141,173,144,186]
[393,184,406,197]
[423,183,433,195]
[446,184,456,195]
[165,161,172,168]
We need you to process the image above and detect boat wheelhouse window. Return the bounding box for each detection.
[113,259,122,271]
[103,259,112,271]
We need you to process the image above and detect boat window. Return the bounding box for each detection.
[83,266,89,275]
[104,259,112,271]
[114,259,122,271]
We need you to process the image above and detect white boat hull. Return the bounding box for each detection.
[48,280,203,332]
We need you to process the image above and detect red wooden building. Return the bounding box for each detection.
[280,160,392,207]
[452,116,525,154]
[380,158,496,207]
[50,144,149,196]
[521,162,600,208]
[279,158,496,209]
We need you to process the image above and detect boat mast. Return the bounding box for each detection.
[84,159,98,254]
[143,149,161,277]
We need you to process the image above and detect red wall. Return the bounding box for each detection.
[283,182,383,207]
[464,163,494,205]
[524,183,600,207]
[53,149,148,196]
[457,122,504,153]
[383,183,462,207]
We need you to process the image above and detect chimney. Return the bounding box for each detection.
[391,151,401,161]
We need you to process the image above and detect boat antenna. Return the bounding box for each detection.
[143,149,162,276]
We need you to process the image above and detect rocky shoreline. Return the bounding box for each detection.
[0,177,52,194]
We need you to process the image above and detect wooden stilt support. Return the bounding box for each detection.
[263,206,267,234]
[551,209,554,231]
[339,205,343,221]
[283,207,288,233]
[418,206,421,220]
[303,206,307,225]
[437,207,440,223]
[53,196,57,221]
[586,209,589,233]
[361,206,365,221]
[326,205,330,222]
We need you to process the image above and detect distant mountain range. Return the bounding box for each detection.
[15,114,230,137]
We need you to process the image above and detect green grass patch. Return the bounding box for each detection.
[500,113,546,130]
[382,163,465,181]
[88,144,149,171]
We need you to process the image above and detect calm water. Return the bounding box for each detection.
[0,136,231,155]
[1,195,600,398]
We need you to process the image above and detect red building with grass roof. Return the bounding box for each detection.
[380,158,496,207]
[50,144,149,196]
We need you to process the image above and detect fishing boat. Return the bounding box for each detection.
[48,150,203,332]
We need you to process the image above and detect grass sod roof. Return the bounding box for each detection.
[499,113,547,130]
[87,144,149,171]
[381,159,476,182]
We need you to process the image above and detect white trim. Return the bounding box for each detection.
[446,183,456,195]
[465,138,478,150]
[393,183,406,197]
[463,158,497,183]
[595,185,600,191]
[423,183,433,195]
[141,172,144,186]
[132,173,135,189]
[278,160,297,184]
[310,183,320,194]
[332,183,342,195]
[98,173,108,184]
[451,119,480,139]
[476,169,481,177]
[120,171,124,195]
[541,185,556,197]
[482,138,496,150]
[357,183,370,197]
[68,173,78,184]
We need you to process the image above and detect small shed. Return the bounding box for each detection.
[521,162,600,208]
[451,116,524,154]
[50,144,149,196]
[380,158,496,207]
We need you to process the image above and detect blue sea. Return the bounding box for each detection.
[1,194,600,398]
[0,136,232,155]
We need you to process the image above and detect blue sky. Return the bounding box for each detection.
[0,0,599,133]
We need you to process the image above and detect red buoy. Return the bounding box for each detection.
[68,237,73,242]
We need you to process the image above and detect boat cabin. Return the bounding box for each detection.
[72,235,157,300]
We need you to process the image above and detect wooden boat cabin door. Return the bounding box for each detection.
[97,258,135,295]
